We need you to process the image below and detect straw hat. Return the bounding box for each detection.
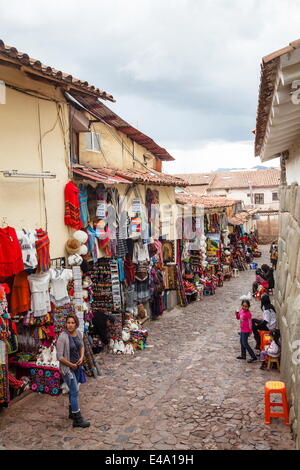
[65,238,81,255]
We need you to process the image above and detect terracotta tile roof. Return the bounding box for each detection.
[101,167,187,187]
[72,165,132,184]
[176,192,240,209]
[68,92,174,161]
[209,169,280,189]
[174,169,280,190]
[255,39,300,156]
[173,173,215,186]
[0,39,115,102]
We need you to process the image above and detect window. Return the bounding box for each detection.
[272,192,279,201]
[85,132,101,152]
[254,193,264,205]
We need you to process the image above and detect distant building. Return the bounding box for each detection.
[174,169,280,242]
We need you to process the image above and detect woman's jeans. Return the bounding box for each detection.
[62,371,80,413]
[240,332,256,359]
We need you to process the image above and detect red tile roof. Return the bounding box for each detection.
[68,92,174,161]
[73,164,187,187]
[72,165,132,184]
[102,167,187,187]
[176,192,240,209]
[174,169,280,190]
[209,169,280,189]
[0,39,115,102]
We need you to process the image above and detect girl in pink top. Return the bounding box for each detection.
[236,300,257,363]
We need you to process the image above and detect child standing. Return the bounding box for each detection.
[236,299,257,363]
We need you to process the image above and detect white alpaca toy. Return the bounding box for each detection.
[50,345,59,368]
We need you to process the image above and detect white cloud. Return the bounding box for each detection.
[164,140,280,174]
[0,0,298,171]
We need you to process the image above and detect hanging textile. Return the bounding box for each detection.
[83,334,100,378]
[49,268,73,307]
[35,228,51,273]
[0,226,24,277]
[28,272,51,317]
[10,271,31,317]
[0,285,10,407]
[16,229,38,269]
[78,184,89,228]
[64,181,82,229]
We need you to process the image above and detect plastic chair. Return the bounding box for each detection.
[264,381,289,425]
[267,356,280,372]
[258,330,270,351]
[261,333,272,352]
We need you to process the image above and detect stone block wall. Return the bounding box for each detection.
[256,216,279,244]
[275,183,300,448]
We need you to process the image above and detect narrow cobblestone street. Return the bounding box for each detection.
[0,247,295,450]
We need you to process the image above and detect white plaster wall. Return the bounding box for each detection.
[207,187,279,211]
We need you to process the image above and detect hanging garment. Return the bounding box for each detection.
[49,268,73,307]
[64,181,83,229]
[124,256,135,286]
[16,229,38,269]
[10,271,31,317]
[35,229,51,273]
[0,287,10,407]
[52,303,75,335]
[0,226,24,277]
[78,184,89,228]
[28,272,51,317]
[132,240,150,263]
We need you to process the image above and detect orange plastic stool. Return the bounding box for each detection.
[259,331,271,351]
[264,381,289,425]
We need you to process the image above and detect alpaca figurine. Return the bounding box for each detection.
[42,346,52,366]
[50,345,59,368]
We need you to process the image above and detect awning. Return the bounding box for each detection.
[72,165,132,185]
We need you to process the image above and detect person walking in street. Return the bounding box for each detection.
[259,329,281,370]
[270,246,278,270]
[235,299,257,363]
[252,294,277,350]
[56,313,90,428]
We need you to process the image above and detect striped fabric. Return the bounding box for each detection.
[35,229,51,273]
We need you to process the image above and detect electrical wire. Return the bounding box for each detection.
[37,99,48,231]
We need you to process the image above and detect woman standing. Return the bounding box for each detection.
[235,299,257,363]
[56,313,90,428]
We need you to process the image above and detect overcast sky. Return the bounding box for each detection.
[2,0,299,173]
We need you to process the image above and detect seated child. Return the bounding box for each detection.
[259,329,281,370]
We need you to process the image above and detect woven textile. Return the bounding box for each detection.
[64,181,82,230]
[35,229,51,273]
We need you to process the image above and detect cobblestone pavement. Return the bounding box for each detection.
[0,246,295,450]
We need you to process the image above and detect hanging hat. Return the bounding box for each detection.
[65,238,81,255]
[68,254,83,266]
[79,244,88,255]
[73,230,88,244]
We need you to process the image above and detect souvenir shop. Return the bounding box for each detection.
[0,222,103,408]
[63,178,183,356]
[227,219,261,271]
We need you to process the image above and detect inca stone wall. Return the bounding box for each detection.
[256,216,279,244]
[275,183,300,448]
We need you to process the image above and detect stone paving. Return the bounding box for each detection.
[0,246,296,450]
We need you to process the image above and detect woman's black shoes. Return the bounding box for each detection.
[72,411,90,428]
[247,358,257,363]
[236,356,246,360]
